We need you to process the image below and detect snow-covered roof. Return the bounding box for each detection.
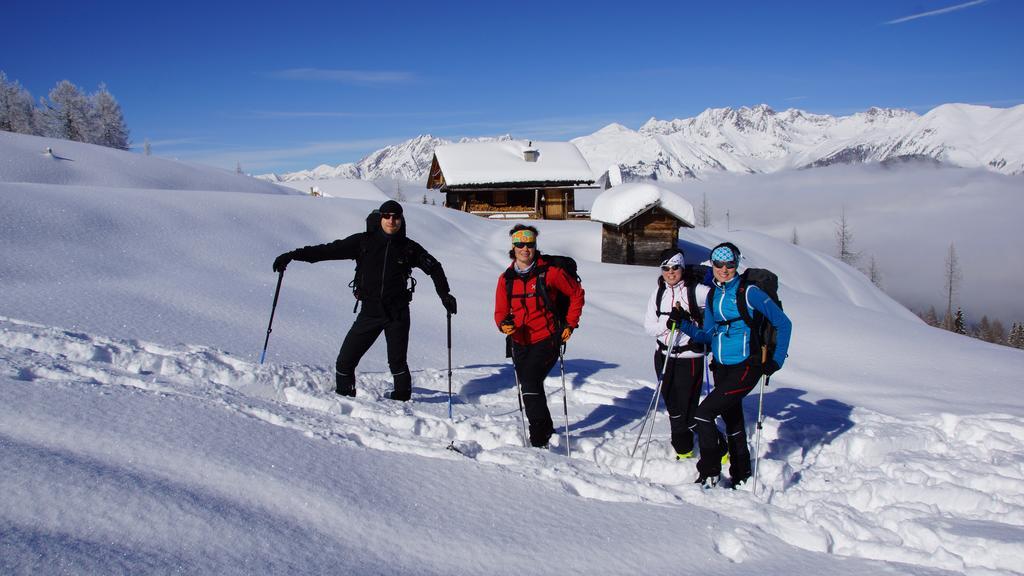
[432,140,595,188]
[589,182,695,227]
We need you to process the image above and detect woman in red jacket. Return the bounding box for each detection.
[494,225,584,447]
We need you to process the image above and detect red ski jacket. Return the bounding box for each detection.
[494,257,585,346]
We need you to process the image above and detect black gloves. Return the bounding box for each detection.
[763,360,781,377]
[273,251,294,273]
[499,314,515,335]
[440,293,458,315]
[666,304,690,329]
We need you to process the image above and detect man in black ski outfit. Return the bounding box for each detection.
[272,200,457,401]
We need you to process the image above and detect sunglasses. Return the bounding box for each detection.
[661,265,681,272]
[380,213,402,221]
[512,242,536,249]
[712,260,737,269]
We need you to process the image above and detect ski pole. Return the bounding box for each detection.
[703,352,711,398]
[632,322,677,458]
[447,311,453,420]
[559,342,571,458]
[259,270,285,365]
[752,373,769,495]
[509,337,529,447]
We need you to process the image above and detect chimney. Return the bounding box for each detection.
[523,141,539,162]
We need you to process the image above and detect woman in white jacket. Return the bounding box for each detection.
[643,249,710,459]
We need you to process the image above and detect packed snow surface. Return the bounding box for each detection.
[2,133,1023,575]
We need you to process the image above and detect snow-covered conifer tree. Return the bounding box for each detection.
[89,84,130,149]
[1010,323,1024,349]
[0,72,38,135]
[954,307,966,335]
[40,80,91,142]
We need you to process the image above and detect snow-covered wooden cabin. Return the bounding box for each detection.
[426,140,596,220]
[590,183,696,265]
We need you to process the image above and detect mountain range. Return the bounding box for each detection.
[257,103,1024,183]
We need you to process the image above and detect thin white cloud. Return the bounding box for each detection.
[164,137,408,172]
[884,0,986,24]
[268,68,415,85]
[249,110,482,120]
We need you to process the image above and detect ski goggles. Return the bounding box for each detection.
[512,242,536,249]
[712,260,738,269]
[380,213,402,221]
[661,264,681,272]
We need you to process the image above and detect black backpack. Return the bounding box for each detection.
[707,243,783,365]
[348,209,416,313]
[504,254,581,332]
[655,264,709,327]
[654,264,709,354]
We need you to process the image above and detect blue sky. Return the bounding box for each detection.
[3,0,1021,174]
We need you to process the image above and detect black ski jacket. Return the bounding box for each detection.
[288,225,451,316]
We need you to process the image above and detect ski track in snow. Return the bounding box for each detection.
[2,315,1022,576]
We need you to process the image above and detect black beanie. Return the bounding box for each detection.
[379,200,403,215]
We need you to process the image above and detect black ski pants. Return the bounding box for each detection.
[335,306,411,394]
[512,337,560,447]
[691,359,762,481]
[654,351,704,455]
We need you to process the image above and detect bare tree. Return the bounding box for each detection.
[835,206,860,266]
[943,242,962,330]
[920,306,940,327]
[990,319,1007,344]
[699,192,711,228]
[865,255,883,288]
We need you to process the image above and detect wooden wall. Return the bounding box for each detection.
[444,188,575,220]
[600,207,680,265]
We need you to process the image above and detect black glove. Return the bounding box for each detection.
[763,360,781,377]
[500,314,515,335]
[666,304,690,329]
[440,293,457,315]
[273,251,294,273]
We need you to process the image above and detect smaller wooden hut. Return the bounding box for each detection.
[426,140,596,220]
[589,183,696,266]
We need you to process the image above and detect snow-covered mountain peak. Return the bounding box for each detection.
[260,103,1024,183]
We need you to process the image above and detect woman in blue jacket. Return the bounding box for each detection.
[673,242,792,488]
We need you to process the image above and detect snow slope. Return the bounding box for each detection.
[2,133,1023,575]
[0,131,293,194]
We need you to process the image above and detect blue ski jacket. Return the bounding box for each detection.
[677,275,792,368]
